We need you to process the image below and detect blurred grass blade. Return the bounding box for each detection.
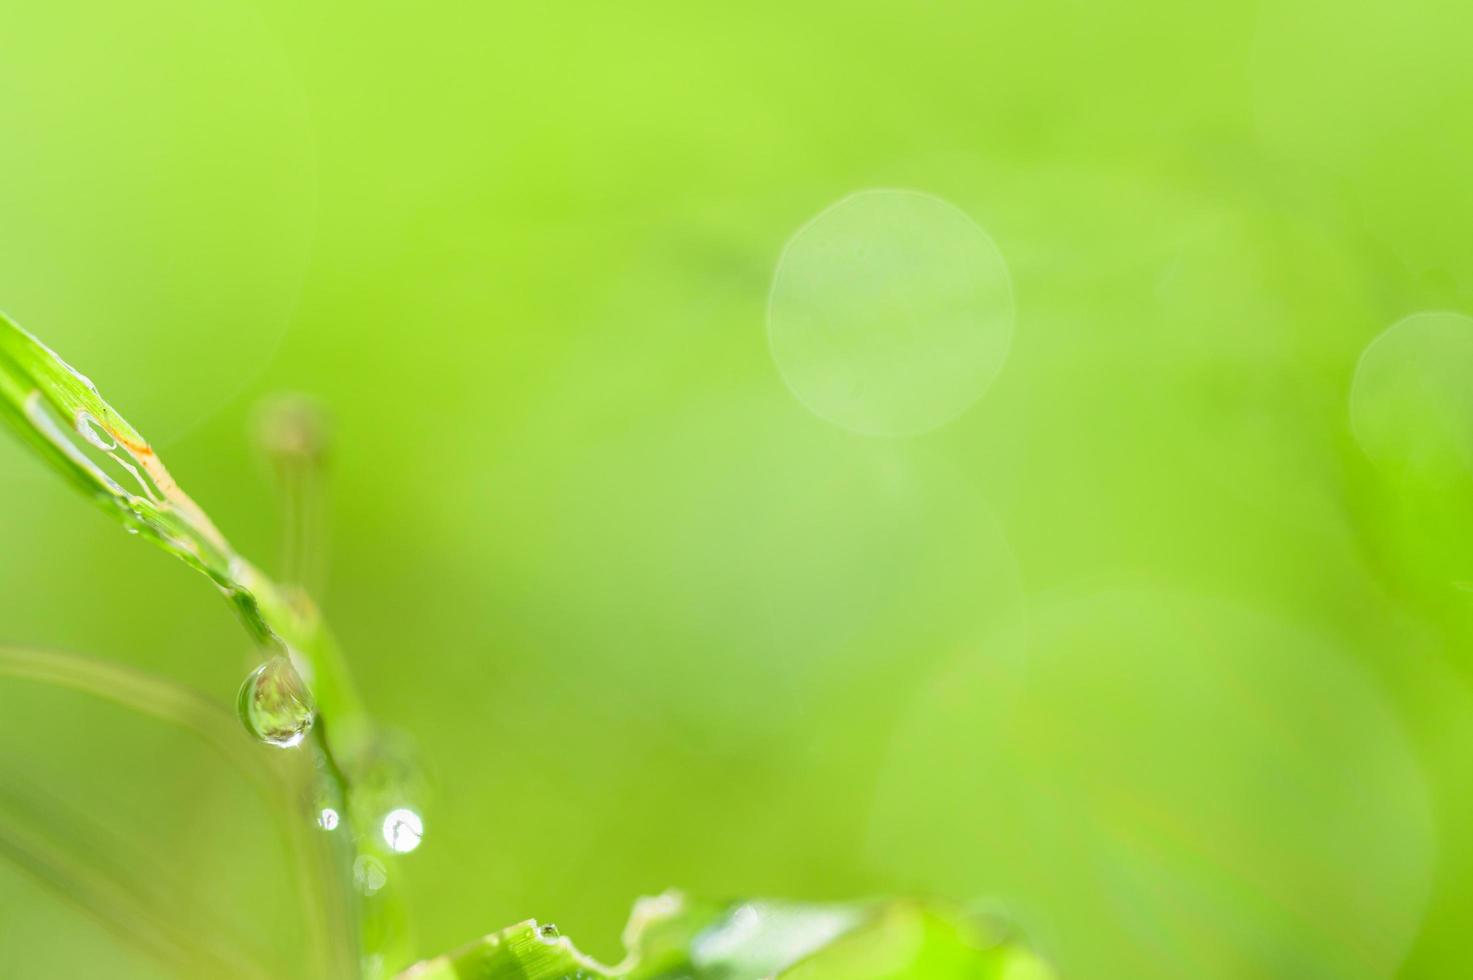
[0,646,359,979]
[255,393,333,595]
[0,774,270,979]
[0,646,263,770]
[398,892,1056,980]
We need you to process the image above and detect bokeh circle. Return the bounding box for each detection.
[768,189,1014,437]
[870,589,1434,979]
[1350,311,1473,482]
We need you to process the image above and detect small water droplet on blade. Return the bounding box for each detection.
[237,655,315,748]
[317,807,340,830]
[381,807,424,853]
[538,923,560,943]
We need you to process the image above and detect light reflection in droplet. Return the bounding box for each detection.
[382,807,423,853]
[317,807,339,831]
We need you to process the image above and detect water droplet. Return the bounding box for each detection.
[353,855,387,895]
[537,923,560,943]
[381,807,424,853]
[237,655,315,748]
[317,807,340,831]
[768,189,1014,436]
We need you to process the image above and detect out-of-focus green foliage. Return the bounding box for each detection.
[4,0,1473,976]
[401,894,1052,980]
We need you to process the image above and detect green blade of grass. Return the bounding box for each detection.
[0,312,229,569]
[0,310,369,744]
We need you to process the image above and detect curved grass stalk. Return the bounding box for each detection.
[0,775,271,979]
[0,646,357,978]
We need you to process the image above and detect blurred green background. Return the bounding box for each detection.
[4,0,1473,976]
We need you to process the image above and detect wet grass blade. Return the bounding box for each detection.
[0,310,369,742]
[0,312,230,571]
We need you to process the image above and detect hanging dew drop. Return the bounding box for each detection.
[381,807,424,853]
[237,655,315,748]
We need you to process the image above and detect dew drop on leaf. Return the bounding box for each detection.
[237,655,315,748]
[381,807,424,853]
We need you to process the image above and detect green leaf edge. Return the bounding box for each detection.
[398,892,1056,980]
